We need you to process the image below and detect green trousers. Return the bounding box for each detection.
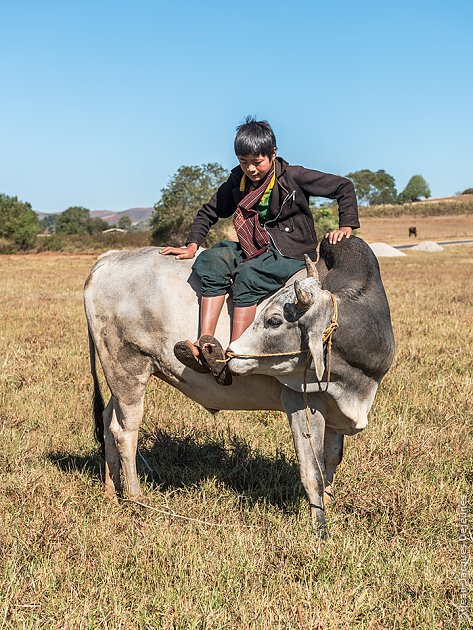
[192,240,305,307]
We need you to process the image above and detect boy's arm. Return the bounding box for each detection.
[297,166,360,230]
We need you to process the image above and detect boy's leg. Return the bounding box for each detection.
[231,246,305,340]
[192,240,243,341]
[179,295,226,361]
[231,305,257,342]
[200,295,226,338]
[175,242,242,370]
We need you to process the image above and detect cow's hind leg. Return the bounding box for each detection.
[110,394,145,499]
[282,387,328,539]
[94,337,151,499]
[324,428,344,506]
[103,397,121,501]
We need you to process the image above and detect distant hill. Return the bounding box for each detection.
[90,207,153,225]
[37,207,154,226]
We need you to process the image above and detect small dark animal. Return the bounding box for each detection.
[409,226,417,238]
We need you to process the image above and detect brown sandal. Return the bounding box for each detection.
[173,340,210,374]
[198,335,232,386]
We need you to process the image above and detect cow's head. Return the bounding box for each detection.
[228,256,334,382]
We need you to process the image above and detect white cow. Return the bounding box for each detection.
[84,236,395,537]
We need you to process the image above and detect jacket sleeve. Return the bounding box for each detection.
[296,166,360,229]
[185,176,236,246]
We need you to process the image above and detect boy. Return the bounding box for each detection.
[161,117,359,385]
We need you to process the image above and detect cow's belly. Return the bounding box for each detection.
[159,369,285,412]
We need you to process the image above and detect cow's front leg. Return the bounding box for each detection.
[324,427,344,506]
[282,387,328,539]
[110,395,145,499]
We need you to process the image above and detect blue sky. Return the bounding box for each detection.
[1,0,472,213]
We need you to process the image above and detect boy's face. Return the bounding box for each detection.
[238,149,276,183]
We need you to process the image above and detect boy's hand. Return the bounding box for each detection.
[160,243,198,259]
[325,227,352,245]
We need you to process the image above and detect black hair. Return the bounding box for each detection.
[234,116,277,158]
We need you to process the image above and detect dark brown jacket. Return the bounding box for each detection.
[186,157,359,261]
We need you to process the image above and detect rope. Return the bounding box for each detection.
[321,293,339,393]
[219,348,308,363]
[124,498,261,529]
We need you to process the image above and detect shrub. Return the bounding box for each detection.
[36,234,66,252]
[0,193,40,249]
[311,203,339,236]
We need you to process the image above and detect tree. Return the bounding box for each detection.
[88,216,110,234]
[346,169,398,205]
[56,206,92,235]
[40,213,58,233]
[0,193,40,249]
[461,188,473,195]
[117,215,132,230]
[55,206,108,235]
[399,175,431,202]
[150,163,229,245]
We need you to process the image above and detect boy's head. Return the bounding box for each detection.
[234,116,277,183]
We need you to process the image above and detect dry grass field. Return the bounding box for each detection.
[0,246,472,628]
[357,214,473,245]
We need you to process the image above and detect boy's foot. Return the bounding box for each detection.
[199,335,232,386]
[173,339,211,374]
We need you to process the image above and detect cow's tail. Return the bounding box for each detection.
[88,324,105,457]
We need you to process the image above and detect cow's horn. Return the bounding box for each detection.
[294,280,313,310]
[304,254,319,279]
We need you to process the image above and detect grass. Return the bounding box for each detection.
[0,247,472,628]
[356,214,473,245]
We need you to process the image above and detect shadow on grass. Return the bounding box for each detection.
[48,451,103,481]
[48,428,303,511]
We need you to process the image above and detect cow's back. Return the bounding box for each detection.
[86,247,211,354]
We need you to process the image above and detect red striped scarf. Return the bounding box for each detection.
[233,164,275,259]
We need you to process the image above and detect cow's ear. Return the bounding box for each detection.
[307,331,325,382]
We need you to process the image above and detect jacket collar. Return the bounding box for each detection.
[275,156,288,178]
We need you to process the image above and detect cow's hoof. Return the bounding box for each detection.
[314,523,329,540]
[104,489,119,505]
[311,508,329,540]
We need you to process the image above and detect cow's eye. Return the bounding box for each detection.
[267,315,283,328]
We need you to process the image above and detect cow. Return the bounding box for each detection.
[409,226,417,238]
[84,235,395,537]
